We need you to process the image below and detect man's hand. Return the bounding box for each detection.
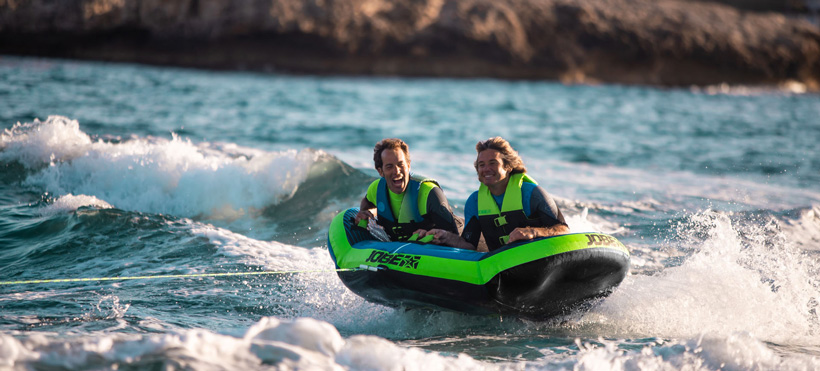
[354,208,376,226]
[414,228,476,250]
[355,197,378,227]
[413,228,447,244]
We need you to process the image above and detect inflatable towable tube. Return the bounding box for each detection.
[327,208,630,321]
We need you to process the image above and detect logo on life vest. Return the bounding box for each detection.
[365,251,421,269]
[585,234,620,247]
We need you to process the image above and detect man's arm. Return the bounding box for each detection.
[508,224,570,242]
[460,217,483,250]
[414,188,481,251]
[354,180,381,226]
[416,187,478,250]
[424,187,459,234]
[508,186,569,243]
[354,197,377,226]
[419,228,477,250]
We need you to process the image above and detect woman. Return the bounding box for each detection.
[416,137,568,251]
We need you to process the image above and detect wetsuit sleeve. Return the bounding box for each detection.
[424,186,459,234]
[529,186,568,227]
[460,192,481,247]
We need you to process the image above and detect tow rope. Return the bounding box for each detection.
[0,267,367,286]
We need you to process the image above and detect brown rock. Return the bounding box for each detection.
[1,0,818,90]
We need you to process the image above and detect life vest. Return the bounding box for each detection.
[476,172,547,251]
[375,176,438,241]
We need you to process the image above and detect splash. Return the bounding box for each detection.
[1,116,318,220]
[3,315,818,370]
[189,222,324,272]
[0,317,491,370]
[585,209,820,344]
[558,334,820,370]
[779,205,820,252]
[1,115,92,168]
[41,194,113,215]
[565,207,624,234]
[187,222,402,336]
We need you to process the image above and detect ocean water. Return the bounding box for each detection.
[1,55,820,370]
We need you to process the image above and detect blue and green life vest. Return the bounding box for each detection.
[374,176,439,241]
[476,172,547,250]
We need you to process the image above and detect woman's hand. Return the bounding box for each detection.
[508,225,570,243]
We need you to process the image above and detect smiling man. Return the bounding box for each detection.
[354,138,460,242]
[416,137,569,252]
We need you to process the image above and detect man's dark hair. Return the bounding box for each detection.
[373,138,410,169]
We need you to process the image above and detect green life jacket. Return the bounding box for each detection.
[375,176,438,241]
[476,172,546,251]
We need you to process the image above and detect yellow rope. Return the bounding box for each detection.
[0,268,357,286]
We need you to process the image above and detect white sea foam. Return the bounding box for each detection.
[3,316,818,370]
[564,207,624,234]
[186,221,516,338]
[189,222,322,272]
[582,210,820,345]
[40,194,113,215]
[0,317,493,370]
[0,115,93,168]
[186,222,399,334]
[779,205,820,252]
[1,116,317,219]
[549,333,820,371]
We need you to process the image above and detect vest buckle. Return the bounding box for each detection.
[493,216,507,227]
[392,226,403,239]
[499,235,510,245]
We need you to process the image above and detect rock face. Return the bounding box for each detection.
[1,0,819,89]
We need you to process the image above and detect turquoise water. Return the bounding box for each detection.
[1,56,820,369]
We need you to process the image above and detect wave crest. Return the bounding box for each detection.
[2,116,320,219]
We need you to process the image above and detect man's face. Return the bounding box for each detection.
[377,148,410,194]
[476,149,510,189]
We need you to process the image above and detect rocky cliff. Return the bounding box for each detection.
[1,0,818,89]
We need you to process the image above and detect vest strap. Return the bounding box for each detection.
[475,172,539,250]
[375,175,440,241]
[478,173,535,216]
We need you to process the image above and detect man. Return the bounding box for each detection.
[416,137,568,251]
[354,138,460,242]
